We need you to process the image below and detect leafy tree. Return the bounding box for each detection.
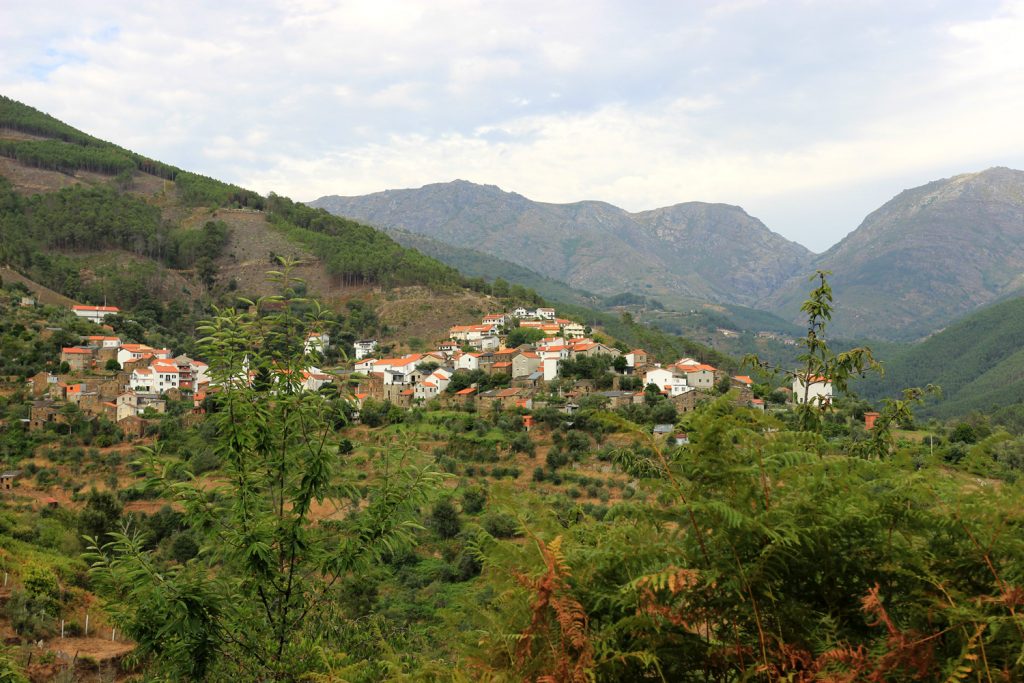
[78,489,123,541]
[461,486,487,515]
[950,422,979,444]
[428,498,462,539]
[506,327,546,347]
[86,263,444,680]
[745,271,880,431]
[196,257,218,290]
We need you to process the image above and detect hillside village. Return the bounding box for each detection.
[345,305,793,417]
[4,278,839,473]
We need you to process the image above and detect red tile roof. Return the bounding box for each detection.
[73,305,120,313]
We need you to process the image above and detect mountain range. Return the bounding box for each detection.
[310,182,812,307]
[311,168,1024,342]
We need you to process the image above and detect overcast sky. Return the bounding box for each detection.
[3,1,1023,251]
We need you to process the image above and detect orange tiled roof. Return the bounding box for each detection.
[73,305,120,312]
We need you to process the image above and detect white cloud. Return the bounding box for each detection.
[1,0,1022,251]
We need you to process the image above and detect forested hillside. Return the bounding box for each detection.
[0,96,470,300]
[857,295,1024,422]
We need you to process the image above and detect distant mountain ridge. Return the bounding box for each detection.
[309,180,812,306]
[766,167,1024,341]
[313,168,1024,342]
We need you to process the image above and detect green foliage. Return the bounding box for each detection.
[460,397,1024,681]
[85,263,445,680]
[0,138,135,174]
[460,486,487,515]
[175,172,265,209]
[265,194,466,289]
[428,498,462,539]
[0,95,177,178]
[77,489,123,542]
[505,326,546,347]
[857,295,1024,419]
[746,271,880,431]
[0,645,28,683]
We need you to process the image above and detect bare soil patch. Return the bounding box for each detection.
[44,636,134,662]
[376,287,500,347]
[0,267,78,307]
[0,156,112,195]
[0,128,50,142]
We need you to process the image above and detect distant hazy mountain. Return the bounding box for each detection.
[765,167,1024,341]
[309,180,812,306]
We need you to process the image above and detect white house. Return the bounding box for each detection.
[644,368,689,397]
[83,335,121,349]
[414,381,439,402]
[117,344,171,367]
[535,307,556,320]
[449,324,499,343]
[482,313,509,327]
[436,341,460,356]
[379,356,427,386]
[414,372,452,402]
[129,367,157,393]
[305,332,330,355]
[354,358,377,372]
[71,305,120,324]
[427,368,452,388]
[150,360,183,392]
[469,335,500,351]
[558,320,586,339]
[542,357,561,381]
[674,363,716,390]
[455,352,482,371]
[353,339,378,360]
[302,370,333,392]
[513,307,529,318]
[537,343,571,362]
[793,375,833,405]
[372,355,422,376]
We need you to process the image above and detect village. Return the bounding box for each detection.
[11,300,836,455]
[343,306,826,417]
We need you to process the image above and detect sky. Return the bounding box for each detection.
[3,0,1024,252]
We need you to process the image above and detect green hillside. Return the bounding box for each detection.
[0,96,479,298]
[857,295,1024,418]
